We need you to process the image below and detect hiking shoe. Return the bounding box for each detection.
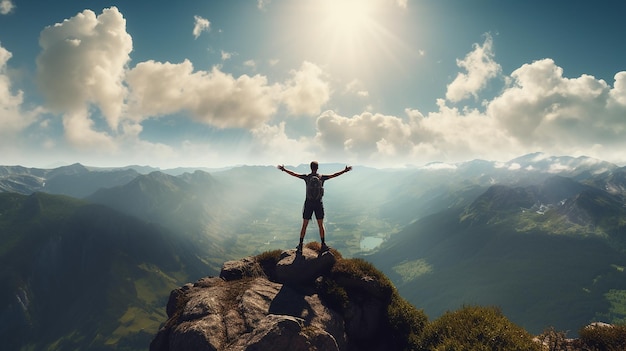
[320,243,330,252]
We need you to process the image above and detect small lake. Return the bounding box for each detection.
[360,236,384,251]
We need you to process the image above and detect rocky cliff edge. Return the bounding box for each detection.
[149,243,417,351]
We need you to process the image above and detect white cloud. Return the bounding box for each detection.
[345,79,369,97]
[281,61,330,116]
[488,58,626,151]
[508,163,522,170]
[0,44,39,136]
[446,34,501,102]
[548,162,573,173]
[610,71,626,106]
[314,110,419,164]
[0,0,14,15]
[244,59,256,69]
[311,106,500,166]
[193,15,210,39]
[36,7,131,131]
[126,60,280,128]
[221,50,233,61]
[422,163,457,171]
[0,46,23,130]
[310,103,505,166]
[251,122,314,163]
[125,137,178,166]
[62,110,116,150]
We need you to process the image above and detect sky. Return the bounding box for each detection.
[1,0,626,169]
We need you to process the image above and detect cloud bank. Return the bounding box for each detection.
[3,6,626,167]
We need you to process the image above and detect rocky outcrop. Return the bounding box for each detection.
[534,322,626,351]
[150,246,398,351]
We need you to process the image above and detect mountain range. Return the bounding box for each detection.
[1,153,625,349]
[0,192,210,350]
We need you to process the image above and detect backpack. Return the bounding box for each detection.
[306,174,324,200]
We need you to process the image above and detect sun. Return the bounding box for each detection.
[281,0,406,80]
[322,0,376,40]
[314,0,384,70]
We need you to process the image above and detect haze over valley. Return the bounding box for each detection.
[2,152,626,349]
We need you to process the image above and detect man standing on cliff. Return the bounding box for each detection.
[278,161,352,252]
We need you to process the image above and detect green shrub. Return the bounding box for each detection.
[318,257,390,312]
[578,323,626,351]
[331,258,393,295]
[387,292,428,351]
[420,305,541,351]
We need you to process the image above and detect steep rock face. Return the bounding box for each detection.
[150,247,395,351]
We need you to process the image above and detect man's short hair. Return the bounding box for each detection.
[310,161,319,171]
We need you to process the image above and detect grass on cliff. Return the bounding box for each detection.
[311,246,427,350]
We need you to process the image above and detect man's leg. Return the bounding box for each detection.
[300,200,314,250]
[300,219,309,240]
[316,218,326,245]
[314,201,327,248]
[298,219,309,249]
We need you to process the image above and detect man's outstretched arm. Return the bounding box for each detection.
[277,164,303,178]
[326,165,352,179]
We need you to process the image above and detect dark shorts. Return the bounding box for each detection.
[303,200,324,220]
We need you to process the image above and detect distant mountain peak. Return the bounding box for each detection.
[48,162,89,176]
